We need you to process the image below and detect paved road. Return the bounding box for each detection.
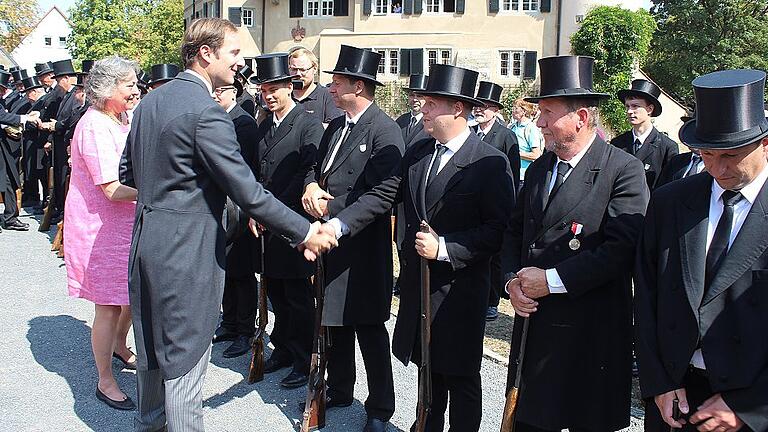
[0,207,644,432]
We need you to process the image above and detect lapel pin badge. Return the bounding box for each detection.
[569,221,583,250]
[359,144,367,152]
[644,163,651,171]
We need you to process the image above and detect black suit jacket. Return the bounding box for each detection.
[0,104,21,126]
[335,131,515,375]
[474,120,521,187]
[502,136,649,431]
[656,151,699,187]
[395,112,430,149]
[612,126,679,190]
[119,72,310,379]
[256,106,323,279]
[635,173,768,432]
[305,102,404,326]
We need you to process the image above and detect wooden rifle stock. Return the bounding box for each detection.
[248,234,268,383]
[414,222,433,432]
[500,311,530,432]
[38,166,55,232]
[302,254,327,432]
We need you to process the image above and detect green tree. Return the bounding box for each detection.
[646,0,768,106]
[570,6,656,135]
[68,0,184,70]
[0,0,39,52]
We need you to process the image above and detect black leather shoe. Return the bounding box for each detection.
[223,335,251,358]
[280,370,308,389]
[3,220,29,231]
[96,386,136,411]
[363,417,388,432]
[264,355,292,374]
[212,326,238,344]
[486,306,499,321]
[112,351,137,370]
[297,394,353,412]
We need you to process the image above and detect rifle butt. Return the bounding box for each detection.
[247,335,265,384]
[499,387,519,432]
[38,200,53,231]
[52,221,63,251]
[16,188,21,213]
[301,382,326,432]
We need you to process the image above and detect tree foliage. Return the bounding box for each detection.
[570,6,656,135]
[0,0,39,52]
[68,0,184,70]
[645,0,768,106]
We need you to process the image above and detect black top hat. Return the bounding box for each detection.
[251,54,294,85]
[233,79,244,98]
[11,68,28,82]
[238,65,254,81]
[417,64,483,107]
[137,70,151,86]
[74,73,87,88]
[149,64,180,85]
[525,56,609,103]
[324,45,383,86]
[35,62,54,76]
[475,81,504,108]
[679,69,768,150]
[81,60,95,74]
[617,79,663,117]
[404,74,428,92]
[52,59,77,78]
[8,66,19,73]
[21,75,44,91]
[0,70,11,88]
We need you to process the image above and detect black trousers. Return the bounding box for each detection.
[417,371,482,432]
[515,422,602,432]
[326,323,395,421]
[52,140,68,212]
[221,274,257,336]
[489,253,502,307]
[265,277,313,374]
[1,173,18,224]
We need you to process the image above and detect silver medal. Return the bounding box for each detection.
[568,238,581,250]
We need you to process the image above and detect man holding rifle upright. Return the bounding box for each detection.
[326,63,515,431]
[500,56,648,432]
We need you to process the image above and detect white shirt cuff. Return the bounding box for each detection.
[301,223,315,245]
[545,268,567,293]
[328,217,349,240]
[437,236,450,262]
[19,115,28,125]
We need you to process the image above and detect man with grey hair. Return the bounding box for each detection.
[501,56,649,432]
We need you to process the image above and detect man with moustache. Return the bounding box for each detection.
[326,63,515,431]
[249,53,323,388]
[301,45,403,432]
[502,56,649,432]
[611,79,678,191]
[289,47,342,126]
[395,74,431,149]
[120,18,336,431]
[635,69,768,432]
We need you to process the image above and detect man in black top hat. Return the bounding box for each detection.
[635,69,768,432]
[18,75,48,211]
[301,44,403,432]
[234,64,256,117]
[326,63,516,431]
[611,79,679,191]
[501,55,649,432]
[657,109,706,187]
[395,74,431,149]
[148,63,180,90]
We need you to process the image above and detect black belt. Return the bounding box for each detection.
[687,364,708,378]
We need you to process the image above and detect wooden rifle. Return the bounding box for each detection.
[248,234,268,383]
[500,299,529,432]
[38,165,55,232]
[414,222,433,432]
[302,254,328,431]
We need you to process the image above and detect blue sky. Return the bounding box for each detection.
[38,0,76,16]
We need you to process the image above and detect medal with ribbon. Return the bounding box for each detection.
[569,222,583,250]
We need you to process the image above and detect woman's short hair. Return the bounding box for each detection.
[288,47,319,69]
[513,98,538,118]
[85,56,138,110]
[181,18,237,68]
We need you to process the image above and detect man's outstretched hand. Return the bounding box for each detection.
[300,221,338,261]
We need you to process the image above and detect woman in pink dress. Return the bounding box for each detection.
[64,56,140,410]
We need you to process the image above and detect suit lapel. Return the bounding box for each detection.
[634,128,658,163]
[408,139,435,221]
[677,175,711,311]
[702,180,768,305]
[320,122,345,171]
[326,104,378,177]
[263,108,298,157]
[530,151,555,223]
[424,134,476,217]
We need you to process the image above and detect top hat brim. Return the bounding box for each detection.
[679,118,768,150]
[24,84,44,91]
[52,70,77,79]
[416,90,485,108]
[525,89,610,103]
[475,97,504,108]
[250,75,295,85]
[149,77,174,86]
[617,89,663,117]
[36,68,54,76]
[323,70,384,86]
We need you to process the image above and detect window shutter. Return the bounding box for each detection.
[489,0,499,13]
[444,0,455,13]
[334,0,349,16]
[227,7,242,25]
[216,0,222,17]
[410,49,424,75]
[404,0,413,14]
[456,0,465,14]
[290,0,304,18]
[203,2,208,17]
[540,0,551,12]
[523,51,537,79]
[414,0,422,14]
[399,49,411,75]
[363,0,373,15]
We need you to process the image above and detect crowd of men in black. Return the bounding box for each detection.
[2,16,767,432]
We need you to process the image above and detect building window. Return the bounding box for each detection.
[425,0,457,13]
[242,8,254,26]
[44,36,52,46]
[59,36,67,47]
[374,0,389,15]
[502,0,539,11]
[374,48,399,78]
[306,0,333,16]
[426,48,452,69]
[499,50,523,77]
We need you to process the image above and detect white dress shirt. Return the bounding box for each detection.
[322,100,373,173]
[691,163,768,369]
[272,101,296,127]
[184,69,213,96]
[632,126,653,151]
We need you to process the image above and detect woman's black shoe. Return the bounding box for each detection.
[112,352,137,370]
[96,387,136,410]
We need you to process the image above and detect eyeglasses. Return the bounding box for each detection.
[214,86,236,95]
[289,66,314,75]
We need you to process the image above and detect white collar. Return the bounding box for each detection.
[632,125,654,146]
[479,119,495,135]
[184,69,213,96]
[557,134,596,168]
[711,163,768,206]
[411,112,423,122]
[225,101,237,113]
[438,127,472,153]
[274,100,297,126]
[345,100,373,125]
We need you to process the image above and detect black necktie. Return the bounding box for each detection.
[407,116,417,135]
[705,190,743,291]
[427,144,448,186]
[550,161,571,197]
[477,129,485,141]
[271,121,278,137]
[684,154,702,178]
[633,139,642,154]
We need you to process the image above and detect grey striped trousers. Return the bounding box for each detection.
[134,344,212,432]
